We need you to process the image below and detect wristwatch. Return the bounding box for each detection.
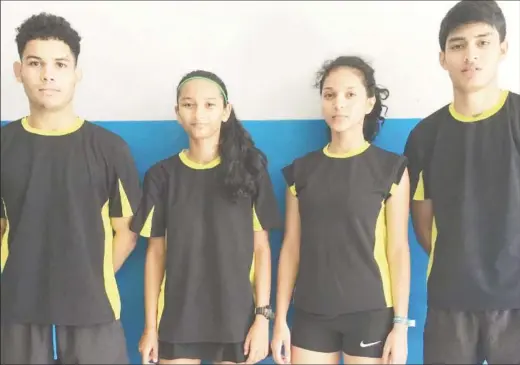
[254,305,275,320]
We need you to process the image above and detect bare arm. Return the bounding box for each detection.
[253,230,271,309]
[386,168,411,321]
[144,236,166,333]
[410,200,433,255]
[111,217,138,273]
[0,218,5,242]
[274,188,301,325]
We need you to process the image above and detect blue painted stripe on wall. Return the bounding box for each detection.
[1,118,428,364]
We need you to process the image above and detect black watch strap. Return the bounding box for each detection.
[254,305,275,320]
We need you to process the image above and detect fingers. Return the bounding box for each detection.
[243,333,252,356]
[282,339,291,364]
[382,343,391,365]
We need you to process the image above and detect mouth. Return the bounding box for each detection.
[332,115,349,119]
[39,88,60,92]
[462,66,482,73]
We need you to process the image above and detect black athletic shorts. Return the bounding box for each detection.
[0,320,128,364]
[291,307,394,358]
[424,307,520,364]
[159,341,248,363]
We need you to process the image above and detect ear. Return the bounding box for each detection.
[75,66,83,83]
[439,51,448,70]
[365,96,376,115]
[222,103,232,123]
[13,61,22,83]
[499,39,508,61]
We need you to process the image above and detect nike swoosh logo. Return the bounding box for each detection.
[360,340,381,348]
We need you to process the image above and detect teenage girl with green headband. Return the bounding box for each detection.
[131,70,282,364]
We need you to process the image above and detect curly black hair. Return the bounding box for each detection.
[15,12,81,63]
[314,56,389,142]
[176,70,268,202]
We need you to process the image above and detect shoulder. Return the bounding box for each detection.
[83,122,129,151]
[291,148,325,169]
[1,118,24,136]
[408,105,449,144]
[144,154,181,181]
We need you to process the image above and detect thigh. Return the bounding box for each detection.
[56,320,129,364]
[423,308,483,364]
[0,323,54,365]
[484,308,520,364]
[340,308,393,360]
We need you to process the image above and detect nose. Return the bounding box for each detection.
[464,45,479,63]
[194,105,206,120]
[40,64,56,82]
[333,95,348,111]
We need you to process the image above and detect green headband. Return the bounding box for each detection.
[177,76,228,103]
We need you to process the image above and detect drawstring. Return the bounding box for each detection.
[52,324,58,360]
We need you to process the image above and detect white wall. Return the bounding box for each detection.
[1,0,519,122]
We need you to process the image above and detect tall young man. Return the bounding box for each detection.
[404,1,520,363]
[0,13,141,364]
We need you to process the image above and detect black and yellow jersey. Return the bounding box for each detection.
[0,117,141,326]
[404,90,520,310]
[130,150,282,343]
[282,142,407,316]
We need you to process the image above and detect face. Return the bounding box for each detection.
[175,78,231,140]
[321,67,375,134]
[13,39,81,112]
[440,22,508,93]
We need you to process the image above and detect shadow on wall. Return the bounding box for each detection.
[0,118,428,364]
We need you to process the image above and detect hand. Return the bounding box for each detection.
[244,316,270,364]
[382,325,408,365]
[139,328,159,364]
[271,320,291,364]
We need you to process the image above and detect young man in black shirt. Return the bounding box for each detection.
[404,1,520,363]
[1,12,141,364]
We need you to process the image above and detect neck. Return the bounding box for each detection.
[328,124,366,154]
[27,104,77,131]
[187,135,220,164]
[452,82,501,118]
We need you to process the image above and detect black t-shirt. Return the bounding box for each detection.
[404,90,520,310]
[130,150,282,343]
[282,142,407,316]
[0,117,142,325]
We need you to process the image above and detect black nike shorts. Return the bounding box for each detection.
[0,320,129,364]
[291,307,394,358]
[424,307,520,364]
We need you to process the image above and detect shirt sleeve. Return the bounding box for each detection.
[281,162,297,196]
[108,141,142,218]
[388,155,409,198]
[404,128,430,201]
[130,165,167,238]
[252,167,283,232]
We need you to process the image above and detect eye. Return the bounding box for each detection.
[206,102,216,108]
[182,103,193,108]
[346,92,356,98]
[323,93,333,99]
[28,61,40,67]
[56,62,67,68]
[478,40,491,47]
[450,44,464,51]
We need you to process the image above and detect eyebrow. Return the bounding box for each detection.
[25,55,71,62]
[447,32,494,43]
[323,86,357,91]
[179,96,218,100]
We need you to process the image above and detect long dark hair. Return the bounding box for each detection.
[176,70,267,202]
[314,56,389,142]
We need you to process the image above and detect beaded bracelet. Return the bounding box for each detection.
[393,316,416,327]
